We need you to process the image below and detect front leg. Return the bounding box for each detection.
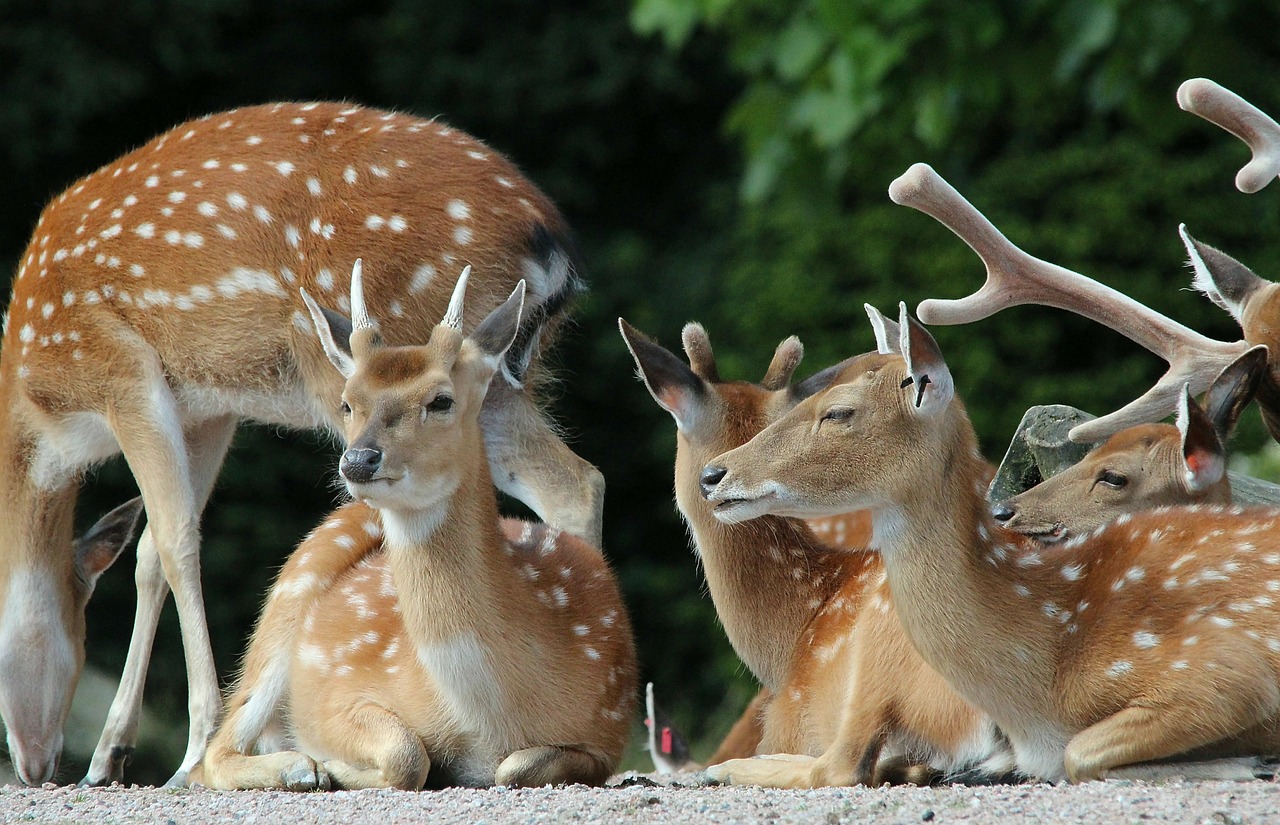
[480,381,605,546]
[494,745,614,787]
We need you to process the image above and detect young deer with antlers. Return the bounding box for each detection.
[1,103,604,786]
[621,320,1015,787]
[199,265,634,790]
[699,166,1280,782]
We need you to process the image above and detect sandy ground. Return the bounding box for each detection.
[1,771,1274,824]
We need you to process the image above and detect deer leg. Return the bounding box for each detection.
[480,381,605,546]
[705,692,890,789]
[494,745,614,787]
[310,704,429,790]
[1104,756,1275,782]
[107,372,226,788]
[83,415,237,786]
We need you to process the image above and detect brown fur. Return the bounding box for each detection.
[0,102,604,785]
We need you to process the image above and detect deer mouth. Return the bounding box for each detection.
[711,492,777,522]
[1019,522,1069,544]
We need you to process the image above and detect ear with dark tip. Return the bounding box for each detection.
[865,304,902,355]
[471,281,527,371]
[681,323,721,383]
[620,318,706,429]
[1181,224,1268,325]
[761,337,804,391]
[1204,345,1268,441]
[899,302,954,416]
[791,355,860,403]
[75,497,145,591]
[301,289,356,378]
[1177,384,1226,492]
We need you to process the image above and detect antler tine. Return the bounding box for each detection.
[1178,78,1280,194]
[890,162,1251,443]
[349,258,374,331]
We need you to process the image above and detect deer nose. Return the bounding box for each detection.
[991,501,1017,522]
[340,448,383,483]
[700,466,727,499]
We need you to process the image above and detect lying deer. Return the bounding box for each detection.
[621,319,1014,786]
[700,167,1280,782]
[199,265,634,790]
[1,103,604,786]
[991,348,1266,542]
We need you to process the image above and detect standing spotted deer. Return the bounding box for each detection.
[0,103,604,786]
[199,266,634,790]
[621,320,1015,786]
[698,165,1280,782]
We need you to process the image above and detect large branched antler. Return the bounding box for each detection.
[888,163,1252,444]
[1178,78,1280,194]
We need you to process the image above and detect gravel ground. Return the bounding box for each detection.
[1,772,1275,824]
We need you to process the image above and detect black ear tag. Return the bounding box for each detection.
[900,376,914,389]
[913,374,932,407]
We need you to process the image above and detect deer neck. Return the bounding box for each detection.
[677,440,858,691]
[377,443,509,649]
[873,413,1071,735]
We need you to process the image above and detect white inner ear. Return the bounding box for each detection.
[301,288,355,378]
[1176,385,1224,492]
[898,302,954,416]
[1179,224,1240,322]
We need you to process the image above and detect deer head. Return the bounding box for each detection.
[303,261,525,519]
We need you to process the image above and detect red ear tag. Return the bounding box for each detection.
[1186,451,1205,475]
[661,727,673,755]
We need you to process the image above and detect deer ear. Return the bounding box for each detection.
[898,303,954,416]
[865,304,902,355]
[301,289,356,378]
[1177,384,1226,493]
[1181,225,1268,326]
[1204,345,1268,441]
[75,497,145,591]
[620,319,706,431]
[471,281,527,374]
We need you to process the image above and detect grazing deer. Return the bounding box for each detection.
[1,103,604,786]
[991,349,1267,542]
[621,319,1015,787]
[199,266,634,790]
[699,167,1280,783]
[1,497,145,784]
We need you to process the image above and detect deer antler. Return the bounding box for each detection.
[889,162,1251,443]
[1178,78,1280,194]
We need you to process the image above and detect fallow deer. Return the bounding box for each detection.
[1,497,145,784]
[621,319,1014,787]
[699,167,1280,782]
[991,348,1267,542]
[1,103,604,786]
[198,265,634,790]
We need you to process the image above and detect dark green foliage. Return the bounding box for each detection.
[5,0,1280,783]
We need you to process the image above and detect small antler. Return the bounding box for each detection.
[349,258,374,331]
[681,323,721,383]
[889,162,1251,443]
[760,336,803,391]
[1178,78,1280,194]
[442,265,472,330]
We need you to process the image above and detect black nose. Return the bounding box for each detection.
[700,465,727,499]
[991,501,1016,522]
[341,447,383,483]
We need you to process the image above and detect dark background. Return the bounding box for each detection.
[3,0,1280,782]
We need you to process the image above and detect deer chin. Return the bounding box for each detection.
[710,492,778,524]
[1008,522,1069,545]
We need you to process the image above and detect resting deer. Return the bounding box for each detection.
[991,348,1267,542]
[699,168,1280,783]
[621,319,1015,787]
[199,265,634,790]
[1,103,604,786]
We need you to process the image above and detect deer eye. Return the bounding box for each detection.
[426,395,454,413]
[1096,471,1128,490]
[821,407,854,424]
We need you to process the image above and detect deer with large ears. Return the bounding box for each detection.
[1,497,145,784]
[0,104,605,786]
[702,295,1280,782]
[198,265,634,791]
[620,319,1016,787]
[991,348,1268,543]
